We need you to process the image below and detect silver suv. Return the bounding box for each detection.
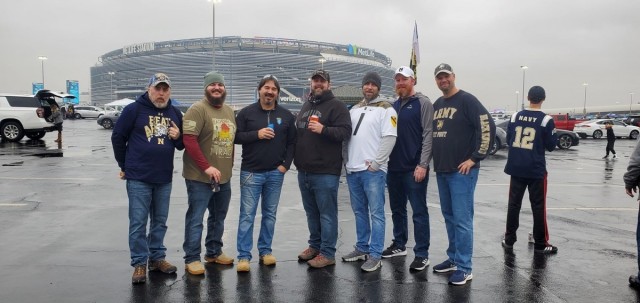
[0,90,74,142]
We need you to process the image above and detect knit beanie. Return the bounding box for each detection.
[362,72,382,89]
[204,71,225,88]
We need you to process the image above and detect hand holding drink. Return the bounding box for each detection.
[308,114,324,134]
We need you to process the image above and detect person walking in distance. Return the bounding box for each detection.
[233,75,296,272]
[182,71,237,276]
[603,121,617,159]
[342,72,397,272]
[383,66,435,272]
[294,70,352,268]
[111,72,184,284]
[50,103,63,143]
[501,86,559,256]
[430,63,495,285]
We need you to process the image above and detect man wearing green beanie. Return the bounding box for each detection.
[182,71,237,275]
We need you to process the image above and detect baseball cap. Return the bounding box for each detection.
[528,86,546,102]
[311,70,330,82]
[434,63,453,76]
[148,73,171,88]
[395,66,415,78]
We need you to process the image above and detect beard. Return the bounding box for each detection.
[205,90,226,106]
[151,99,168,109]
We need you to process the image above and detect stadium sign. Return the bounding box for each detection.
[123,42,155,55]
[347,44,375,58]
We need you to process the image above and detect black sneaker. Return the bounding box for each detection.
[534,244,558,254]
[381,244,407,258]
[409,257,430,271]
[629,275,640,289]
[501,239,513,249]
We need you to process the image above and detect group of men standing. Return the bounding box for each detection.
[113,62,570,287]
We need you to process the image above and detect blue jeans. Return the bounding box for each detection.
[637,207,640,276]
[346,170,386,259]
[237,169,285,260]
[386,171,430,258]
[127,180,172,267]
[183,179,232,264]
[436,168,479,274]
[298,172,340,259]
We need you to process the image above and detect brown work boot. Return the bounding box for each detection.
[259,254,276,266]
[204,252,234,265]
[307,255,336,268]
[298,247,319,261]
[237,259,250,272]
[132,265,146,284]
[185,261,205,275]
[148,259,177,274]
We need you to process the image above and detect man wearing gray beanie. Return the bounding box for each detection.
[342,71,397,272]
[182,71,237,276]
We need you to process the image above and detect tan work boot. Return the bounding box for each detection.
[132,265,146,284]
[298,247,319,261]
[204,252,234,265]
[237,259,250,272]
[185,261,205,275]
[259,254,276,266]
[148,259,177,274]
[307,255,336,268]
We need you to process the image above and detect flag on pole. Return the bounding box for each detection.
[409,21,420,83]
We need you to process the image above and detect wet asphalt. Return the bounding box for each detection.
[1,119,640,302]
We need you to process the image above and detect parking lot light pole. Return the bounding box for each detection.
[208,0,222,71]
[108,72,115,101]
[38,56,48,87]
[631,92,635,115]
[319,58,327,70]
[520,65,528,110]
[582,83,588,116]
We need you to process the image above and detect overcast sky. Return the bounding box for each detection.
[1,0,638,112]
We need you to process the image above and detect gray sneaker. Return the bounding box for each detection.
[360,256,381,272]
[342,249,368,262]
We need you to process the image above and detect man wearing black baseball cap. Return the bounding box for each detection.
[294,69,352,268]
[430,63,495,285]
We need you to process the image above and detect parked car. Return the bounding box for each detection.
[97,111,120,129]
[495,120,579,149]
[624,115,640,127]
[73,106,105,119]
[488,127,508,155]
[549,113,588,131]
[0,90,73,142]
[574,119,640,139]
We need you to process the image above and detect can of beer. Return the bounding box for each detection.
[267,123,274,129]
[309,115,319,123]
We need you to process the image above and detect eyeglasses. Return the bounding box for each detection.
[262,74,279,81]
[210,179,220,192]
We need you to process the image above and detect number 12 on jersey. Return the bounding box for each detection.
[512,126,536,150]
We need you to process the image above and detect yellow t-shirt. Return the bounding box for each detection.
[182,99,236,184]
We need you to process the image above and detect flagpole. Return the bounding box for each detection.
[410,21,420,84]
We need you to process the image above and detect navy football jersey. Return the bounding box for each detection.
[504,109,557,179]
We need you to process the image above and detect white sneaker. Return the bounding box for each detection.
[613,155,618,159]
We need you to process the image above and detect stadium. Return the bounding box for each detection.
[90,36,397,108]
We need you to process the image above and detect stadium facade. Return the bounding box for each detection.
[90,36,397,108]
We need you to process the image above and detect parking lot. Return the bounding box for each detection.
[1,119,640,302]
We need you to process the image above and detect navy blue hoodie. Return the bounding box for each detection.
[111,92,184,183]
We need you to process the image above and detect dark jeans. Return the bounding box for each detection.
[386,171,430,258]
[297,172,340,259]
[504,175,549,250]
